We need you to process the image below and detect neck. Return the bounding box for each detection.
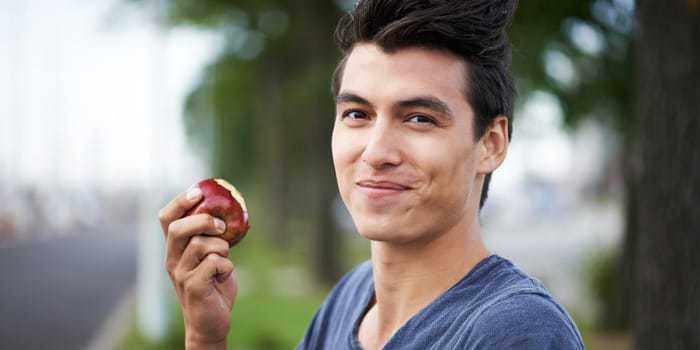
[367,212,490,342]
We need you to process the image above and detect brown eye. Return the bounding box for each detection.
[408,115,436,125]
[345,110,368,120]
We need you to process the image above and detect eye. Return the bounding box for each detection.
[343,110,368,120]
[407,115,436,125]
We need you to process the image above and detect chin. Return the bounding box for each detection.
[353,217,419,244]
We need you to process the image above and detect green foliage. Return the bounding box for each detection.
[119,292,325,350]
[512,0,634,133]
[227,293,325,349]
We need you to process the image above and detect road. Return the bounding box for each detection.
[0,227,137,350]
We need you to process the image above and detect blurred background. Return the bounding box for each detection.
[1,0,697,349]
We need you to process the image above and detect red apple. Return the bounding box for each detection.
[185,178,250,247]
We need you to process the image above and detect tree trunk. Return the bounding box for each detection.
[610,134,639,331]
[633,1,700,349]
[292,0,344,286]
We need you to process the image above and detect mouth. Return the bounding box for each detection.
[356,180,412,199]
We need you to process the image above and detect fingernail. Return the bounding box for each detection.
[214,218,226,234]
[186,187,202,201]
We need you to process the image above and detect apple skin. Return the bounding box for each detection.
[185,178,250,247]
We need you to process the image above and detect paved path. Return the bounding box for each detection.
[0,227,137,350]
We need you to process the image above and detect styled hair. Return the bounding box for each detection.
[332,0,517,209]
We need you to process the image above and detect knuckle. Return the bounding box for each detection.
[203,253,220,263]
[165,259,177,275]
[172,269,186,286]
[216,240,230,256]
[188,235,205,251]
[167,220,180,235]
[183,280,196,295]
[175,271,186,290]
[223,258,234,270]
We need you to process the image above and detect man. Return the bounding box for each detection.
[158,0,585,349]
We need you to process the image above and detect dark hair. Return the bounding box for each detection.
[332,0,517,209]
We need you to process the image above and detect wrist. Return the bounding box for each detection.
[185,336,227,350]
[183,316,229,350]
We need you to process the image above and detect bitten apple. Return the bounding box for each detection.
[185,178,250,247]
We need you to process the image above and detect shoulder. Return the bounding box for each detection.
[477,292,579,332]
[467,287,584,349]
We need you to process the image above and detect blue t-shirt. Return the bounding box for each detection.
[297,254,584,349]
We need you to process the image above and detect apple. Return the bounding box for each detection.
[185,178,250,247]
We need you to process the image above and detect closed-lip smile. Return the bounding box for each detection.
[356,180,412,190]
[356,180,412,199]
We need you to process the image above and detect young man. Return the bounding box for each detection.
[158,0,584,349]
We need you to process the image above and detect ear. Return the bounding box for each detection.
[476,115,509,174]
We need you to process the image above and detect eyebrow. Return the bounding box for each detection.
[336,91,452,118]
[398,96,452,118]
[335,92,374,108]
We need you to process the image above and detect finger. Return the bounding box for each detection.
[158,186,203,236]
[184,254,235,299]
[179,235,230,272]
[165,214,226,273]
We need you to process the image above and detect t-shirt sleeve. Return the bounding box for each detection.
[464,293,584,350]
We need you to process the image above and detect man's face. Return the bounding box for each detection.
[332,43,486,244]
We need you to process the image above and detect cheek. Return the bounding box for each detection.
[331,124,341,171]
[421,140,475,205]
[331,125,358,189]
[444,148,478,207]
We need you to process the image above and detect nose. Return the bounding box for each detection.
[361,119,402,170]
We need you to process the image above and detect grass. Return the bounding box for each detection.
[226,292,326,350]
[118,291,325,350]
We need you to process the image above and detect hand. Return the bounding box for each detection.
[158,187,236,349]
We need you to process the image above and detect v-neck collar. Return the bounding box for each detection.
[349,254,499,349]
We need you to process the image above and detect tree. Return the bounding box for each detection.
[633,1,700,348]
[133,0,346,285]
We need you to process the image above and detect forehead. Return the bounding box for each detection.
[339,43,469,108]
